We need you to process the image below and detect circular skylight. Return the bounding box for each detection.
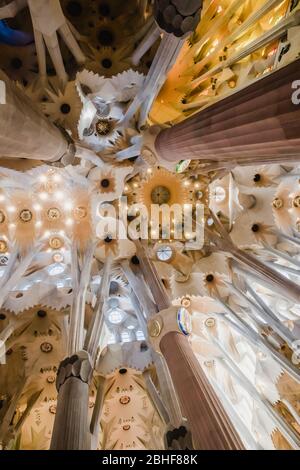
[156,245,173,262]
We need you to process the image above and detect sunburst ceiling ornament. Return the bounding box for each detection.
[135,167,190,209]
[41,81,82,136]
[150,185,171,205]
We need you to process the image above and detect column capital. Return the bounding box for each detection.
[141,125,177,172]
[56,350,93,391]
[96,342,154,377]
[154,1,202,37]
[165,424,193,449]
[148,305,192,352]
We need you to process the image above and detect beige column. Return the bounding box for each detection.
[0,71,72,162]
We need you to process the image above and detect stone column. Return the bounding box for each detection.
[135,241,171,312]
[160,330,244,450]
[50,351,92,450]
[0,70,73,162]
[153,59,300,166]
[148,306,244,450]
[138,244,244,449]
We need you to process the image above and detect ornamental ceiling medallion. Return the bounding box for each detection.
[49,405,57,415]
[40,342,53,353]
[19,209,33,223]
[73,206,88,220]
[47,208,61,221]
[0,255,8,266]
[96,119,114,137]
[52,253,64,263]
[0,239,8,253]
[119,396,131,405]
[49,237,64,250]
[148,317,163,338]
[136,168,190,209]
[132,167,192,241]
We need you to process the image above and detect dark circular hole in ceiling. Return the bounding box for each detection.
[60,103,71,114]
[102,58,112,69]
[101,179,110,188]
[37,310,47,318]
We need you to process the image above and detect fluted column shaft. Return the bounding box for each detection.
[51,377,90,450]
[135,241,171,312]
[0,71,69,161]
[155,59,300,165]
[160,331,244,450]
[50,352,92,450]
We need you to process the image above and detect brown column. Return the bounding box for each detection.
[160,331,244,450]
[155,59,300,165]
[0,71,70,162]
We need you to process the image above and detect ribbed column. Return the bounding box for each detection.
[155,59,300,165]
[160,331,244,450]
[0,70,69,161]
[50,352,92,450]
[135,241,171,312]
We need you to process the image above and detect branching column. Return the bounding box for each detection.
[0,71,72,162]
[138,242,244,449]
[154,59,300,166]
